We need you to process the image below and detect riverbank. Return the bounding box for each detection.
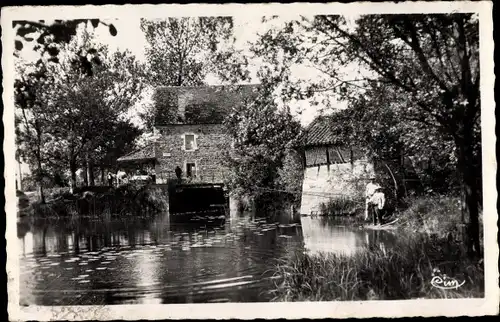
[18,184,169,219]
[313,194,481,238]
[268,194,484,301]
[268,234,484,301]
[395,195,483,241]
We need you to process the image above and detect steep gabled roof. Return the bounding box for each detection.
[154,84,260,126]
[303,115,340,146]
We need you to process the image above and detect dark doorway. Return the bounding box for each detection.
[186,162,196,178]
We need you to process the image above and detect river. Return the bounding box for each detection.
[17,212,397,305]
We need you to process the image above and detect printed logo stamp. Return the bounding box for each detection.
[431,268,466,290]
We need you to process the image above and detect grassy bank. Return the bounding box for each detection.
[269,194,484,301]
[395,195,483,244]
[22,184,169,219]
[314,197,367,226]
[319,197,360,216]
[268,234,484,301]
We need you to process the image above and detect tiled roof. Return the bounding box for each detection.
[117,145,155,163]
[154,84,260,126]
[303,115,340,146]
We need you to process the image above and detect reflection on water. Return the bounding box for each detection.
[301,216,397,256]
[18,212,397,305]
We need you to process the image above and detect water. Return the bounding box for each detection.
[17,212,397,305]
[301,216,398,256]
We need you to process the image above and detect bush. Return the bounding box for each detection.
[255,191,295,213]
[29,183,168,219]
[17,190,32,217]
[20,172,69,192]
[396,195,463,239]
[268,235,484,301]
[319,197,360,216]
[45,187,71,200]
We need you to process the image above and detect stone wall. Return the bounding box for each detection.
[299,160,375,215]
[154,124,231,184]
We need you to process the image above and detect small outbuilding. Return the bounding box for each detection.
[299,115,376,216]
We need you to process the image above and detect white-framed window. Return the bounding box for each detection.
[182,133,198,151]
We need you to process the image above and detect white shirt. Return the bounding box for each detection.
[370,191,386,210]
[365,182,381,199]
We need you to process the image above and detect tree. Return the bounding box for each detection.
[138,17,250,133]
[14,19,120,198]
[14,61,56,202]
[140,16,249,87]
[93,121,143,181]
[15,26,144,193]
[47,30,144,188]
[276,148,305,203]
[252,14,481,256]
[223,84,302,199]
[326,84,458,199]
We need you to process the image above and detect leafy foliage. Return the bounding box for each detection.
[14,19,117,58]
[252,13,482,255]
[276,148,305,200]
[147,88,183,127]
[15,26,143,191]
[140,17,249,87]
[138,17,250,131]
[223,86,302,197]
[51,30,144,184]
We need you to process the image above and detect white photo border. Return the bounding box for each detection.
[2,1,497,320]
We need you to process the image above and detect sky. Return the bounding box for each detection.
[14,15,369,164]
[86,16,338,126]
[16,15,360,129]
[15,15,342,178]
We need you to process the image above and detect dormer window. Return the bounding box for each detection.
[182,133,198,151]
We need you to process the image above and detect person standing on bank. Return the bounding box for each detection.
[175,165,182,181]
[107,172,113,187]
[365,176,381,220]
[370,187,386,225]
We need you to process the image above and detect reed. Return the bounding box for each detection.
[319,197,361,217]
[267,235,484,301]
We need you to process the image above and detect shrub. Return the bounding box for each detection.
[30,183,168,219]
[319,197,360,216]
[17,190,32,217]
[397,195,463,239]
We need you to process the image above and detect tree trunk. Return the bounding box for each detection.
[38,184,45,204]
[101,167,105,185]
[88,159,95,187]
[70,158,77,194]
[83,162,89,187]
[36,160,45,204]
[455,131,481,258]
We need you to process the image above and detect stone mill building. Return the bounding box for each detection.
[118,85,259,186]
